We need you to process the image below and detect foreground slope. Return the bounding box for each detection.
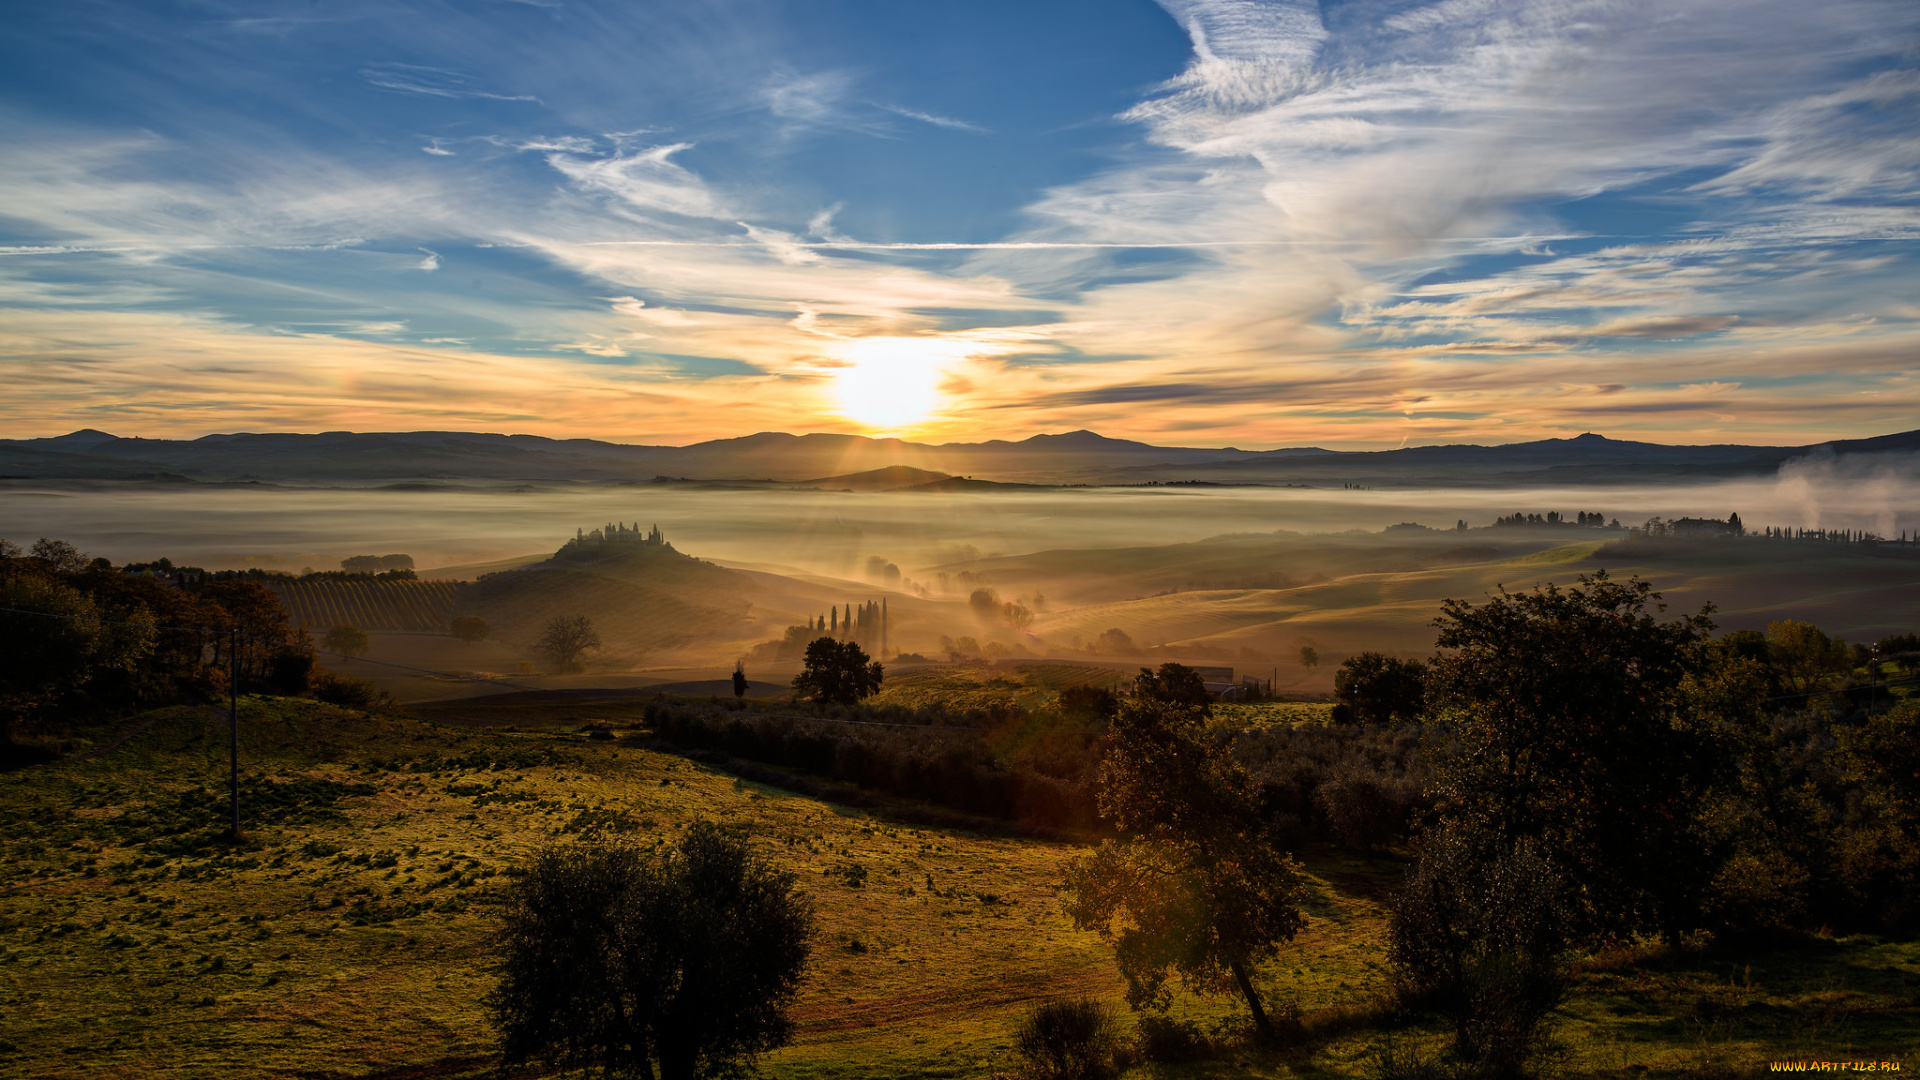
[1,697,1914,1076]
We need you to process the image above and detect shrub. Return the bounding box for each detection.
[1132,1015,1212,1063]
[266,648,314,695]
[1013,997,1118,1080]
[312,672,390,710]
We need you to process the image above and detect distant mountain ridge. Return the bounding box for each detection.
[0,425,1914,488]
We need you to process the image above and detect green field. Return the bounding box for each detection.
[1,698,1915,1078]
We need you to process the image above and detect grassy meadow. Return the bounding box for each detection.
[2,693,1915,1078]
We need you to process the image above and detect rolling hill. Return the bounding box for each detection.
[5,425,1915,488]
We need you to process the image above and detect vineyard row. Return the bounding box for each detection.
[272,579,465,633]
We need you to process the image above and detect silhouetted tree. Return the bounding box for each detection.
[321,624,370,660]
[1063,692,1307,1040]
[450,615,490,645]
[489,824,814,1080]
[28,538,90,575]
[732,662,748,700]
[1059,684,1120,723]
[1298,645,1319,669]
[791,638,883,706]
[199,579,300,685]
[1332,652,1428,725]
[0,573,154,744]
[537,614,601,674]
[1132,662,1212,708]
[1429,571,1724,944]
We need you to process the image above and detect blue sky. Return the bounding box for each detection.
[2,0,1916,447]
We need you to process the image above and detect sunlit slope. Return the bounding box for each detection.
[450,542,945,667]
[1028,551,1563,680]
[453,542,755,662]
[936,530,1577,607]
[1018,533,1920,689]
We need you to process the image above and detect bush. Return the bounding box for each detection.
[1390,828,1566,1077]
[266,648,314,695]
[1132,1016,1213,1063]
[1012,998,1118,1080]
[312,672,389,710]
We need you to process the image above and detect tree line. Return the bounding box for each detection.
[1056,571,1920,1076]
[0,537,395,749]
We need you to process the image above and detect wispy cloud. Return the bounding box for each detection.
[875,104,988,134]
[360,63,541,104]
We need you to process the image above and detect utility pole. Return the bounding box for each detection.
[229,627,240,841]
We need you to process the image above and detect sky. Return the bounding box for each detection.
[1,0,1917,450]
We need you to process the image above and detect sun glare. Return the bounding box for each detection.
[830,337,958,431]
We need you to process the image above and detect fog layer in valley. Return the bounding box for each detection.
[4,467,1914,577]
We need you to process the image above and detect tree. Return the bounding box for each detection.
[732,662,748,700]
[1298,645,1319,669]
[199,579,301,686]
[1428,571,1724,943]
[489,823,814,1080]
[791,637,883,705]
[450,615,490,645]
[1390,827,1568,1073]
[1062,692,1307,1041]
[538,614,600,674]
[0,574,153,744]
[1132,662,1212,708]
[1766,619,1852,695]
[28,537,89,575]
[1332,652,1428,725]
[322,624,370,660]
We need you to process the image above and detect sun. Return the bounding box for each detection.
[829,337,957,431]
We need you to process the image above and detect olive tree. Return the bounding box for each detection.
[1063,674,1306,1040]
[490,823,814,1079]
